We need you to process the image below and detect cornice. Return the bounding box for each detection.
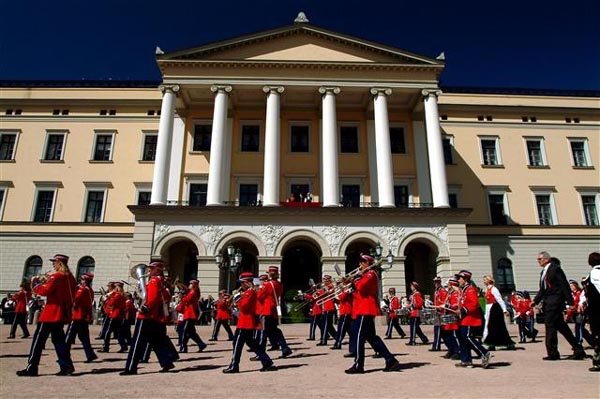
[0,116,160,123]
[439,121,598,129]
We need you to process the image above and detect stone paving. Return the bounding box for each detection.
[0,322,598,399]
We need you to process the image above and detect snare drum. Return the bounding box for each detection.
[440,314,458,325]
[419,309,439,325]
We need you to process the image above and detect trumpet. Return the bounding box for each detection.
[30,272,52,288]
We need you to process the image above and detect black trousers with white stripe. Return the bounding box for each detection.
[24,322,73,372]
[123,319,173,373]
[228,328,272,370]
[350,315,395,370]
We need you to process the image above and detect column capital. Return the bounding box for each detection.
[210,85,233,94]
[370,87,392,96]
[262,86,285,94]
[159,84,180,95]
[421,88,442,99]
[318,86,341,95]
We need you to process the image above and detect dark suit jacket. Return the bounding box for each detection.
[533,263,573,313]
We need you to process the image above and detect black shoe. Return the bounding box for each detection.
[400,335,407,339]
[455,362,474,368]
[208,338,217,341]
[487,346,496,351]
[16,368,38,377]
[428,349,441,352]
[306,338,315,341]
[531,329,538,340]
[450,354,461,360]
[98,348,109,353]
[543,355,560,361]
[406,342,417,346]
[372,353,382,358]
[198,343,207,352]
[281,349,293,358]
[330,345,341,350]
[316,342,327,346]
[179,348,188,353]
[222,367,239,374]
[422,340,430,345]
[345,365,365,374]
[343,353,355,358]
[589,366,600,372]
[384,336,392,340]
[20,335,30,339]
[383,360,402,372]
[249,355,260,361]
[443,352,453,359]
[260,363,278,372]
[85,354,99,363]
[159,364,175,373]
[119,370,137,376]
[56,366,75,376]
[506,344,516,351]
[567,351,586,360]
[268,346,280,351]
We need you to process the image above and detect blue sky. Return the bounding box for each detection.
[1,0,599,90]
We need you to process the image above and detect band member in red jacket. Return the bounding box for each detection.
[179,279,207,353]
[121,261,175,375]
[101,282,128,353]
[210,290,235,341]
[8,282,31,339]
[257,266,293,358]
[407,281,429,345]
[455,270,491,368]
[317,275,338,346]
[17,254,77,377]
[65,272,98,362]
[431,277,447,351]
[440,277,461,359]
[385,287,406,339]
[223,272,277,373]
[305,283,323,341]
[345,254,401,374]
[332,282,353,350]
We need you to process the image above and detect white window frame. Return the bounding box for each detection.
[0,183,9,221]
[524,136,547,167]
[339,122,361,153]
[0,129,21,161]
[191,120,212,153]
[479,135,502,166]
[287,177,313,197]
[486,188,511,225]
[531,189,558,226]
[140,130,158,162]
[183,176,209,206]
[442,134,455,165]
[239,120,263,153]
[393,178,414,206]
[568,137,592,167]
[339,177,364,206]
[389,123,408,155]
[31,183,60,222]
[289,121,311,153]
[91,130,116,161]
[42,130,68,161]
[577,189,600,226]
[82,182,111,223]
[235,177,262,206]
[133,182,152,206]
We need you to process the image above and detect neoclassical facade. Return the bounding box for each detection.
[1,14,599,300]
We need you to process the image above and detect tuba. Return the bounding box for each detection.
[129,263,149,310]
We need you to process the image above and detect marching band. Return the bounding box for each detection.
[10,250,600,376]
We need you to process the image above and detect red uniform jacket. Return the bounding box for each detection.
[485,288,497,305]
[321,283,336,312]
[13,289,31,314]
[434,287,448,308]
[567,290,582,321]
[137,275,166,322]
[459,285,482,327]
[236,288,258,329]
[337,290,353,316]
[351,270,380,317]
[306,290,323,316]
[257,280,282,317]
[124,299,136,320]
[388,296,400,319]
[72,284,94,322]
[105,291,126,319]
[181,288,200,320]
[410,291,424,318]
[34,272,77,323]
[441,289,460,331]
[215,299,232,321]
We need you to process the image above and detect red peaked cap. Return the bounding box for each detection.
[361,254,374,264]
[267,266,279,273]
[238,271,254,282]
[49,254,69,264]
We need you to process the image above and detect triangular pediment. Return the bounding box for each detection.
[159,23,441,66]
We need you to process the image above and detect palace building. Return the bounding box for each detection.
[1,13,598,301]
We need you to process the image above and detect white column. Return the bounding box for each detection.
[262,86,284,207]
[412,121,433,205]
[371,88,395,208]
[319,87,340,207]
[150,84,179,205]
[423,89,449,208]
[167,114,185,204]
[206,86,232,206]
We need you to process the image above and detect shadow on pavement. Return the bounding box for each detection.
[165,364,223,373]
[176,356,222,362]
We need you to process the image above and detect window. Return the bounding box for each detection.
[137,191,151,206]
[33,190,56,222]
[0,132,17,160]
[0,187,5,220]
[239,184,259,206]
[23,256,43,282]
[290,184,310,202]
[535,194,555,225]
[581,194,599,226]
[480,137,501,166]
[241,124,260,152]
[448,193,458,208]
[341,184,360,207]
[84,190,106,223]
[496,258,515,293]
[192,123,212,152]
[394,185,409,207]
[389,127,406,154]
[340,125,359,153]
[570,139,591,167]
[76,256,95,280]
[442,135,454,165]
[93,133,114,161]
[142,133,157,161]
[189,183,208,206]
[525,138,546,167]
[290,124,309,152]
[488,193,509,225]
[43,132,66,161]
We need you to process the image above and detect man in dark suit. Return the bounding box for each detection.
[532,251,585,361]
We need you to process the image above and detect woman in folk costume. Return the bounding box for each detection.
[482,275,515,350]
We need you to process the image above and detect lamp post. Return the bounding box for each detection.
[215,244,243,293]
[370,242,394,270]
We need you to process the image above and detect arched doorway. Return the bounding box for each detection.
[216,239,258,293]
[165,239,199,284]
[344,240,377,275]
[281,240,322,293]
[404,240,439,297]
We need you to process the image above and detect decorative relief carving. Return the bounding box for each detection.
[322,225,347,255]
[198,225,224,252]
[154,224,170,239]
[431,226,448,247]
[378,226,406,254]
[259,225,284,256]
